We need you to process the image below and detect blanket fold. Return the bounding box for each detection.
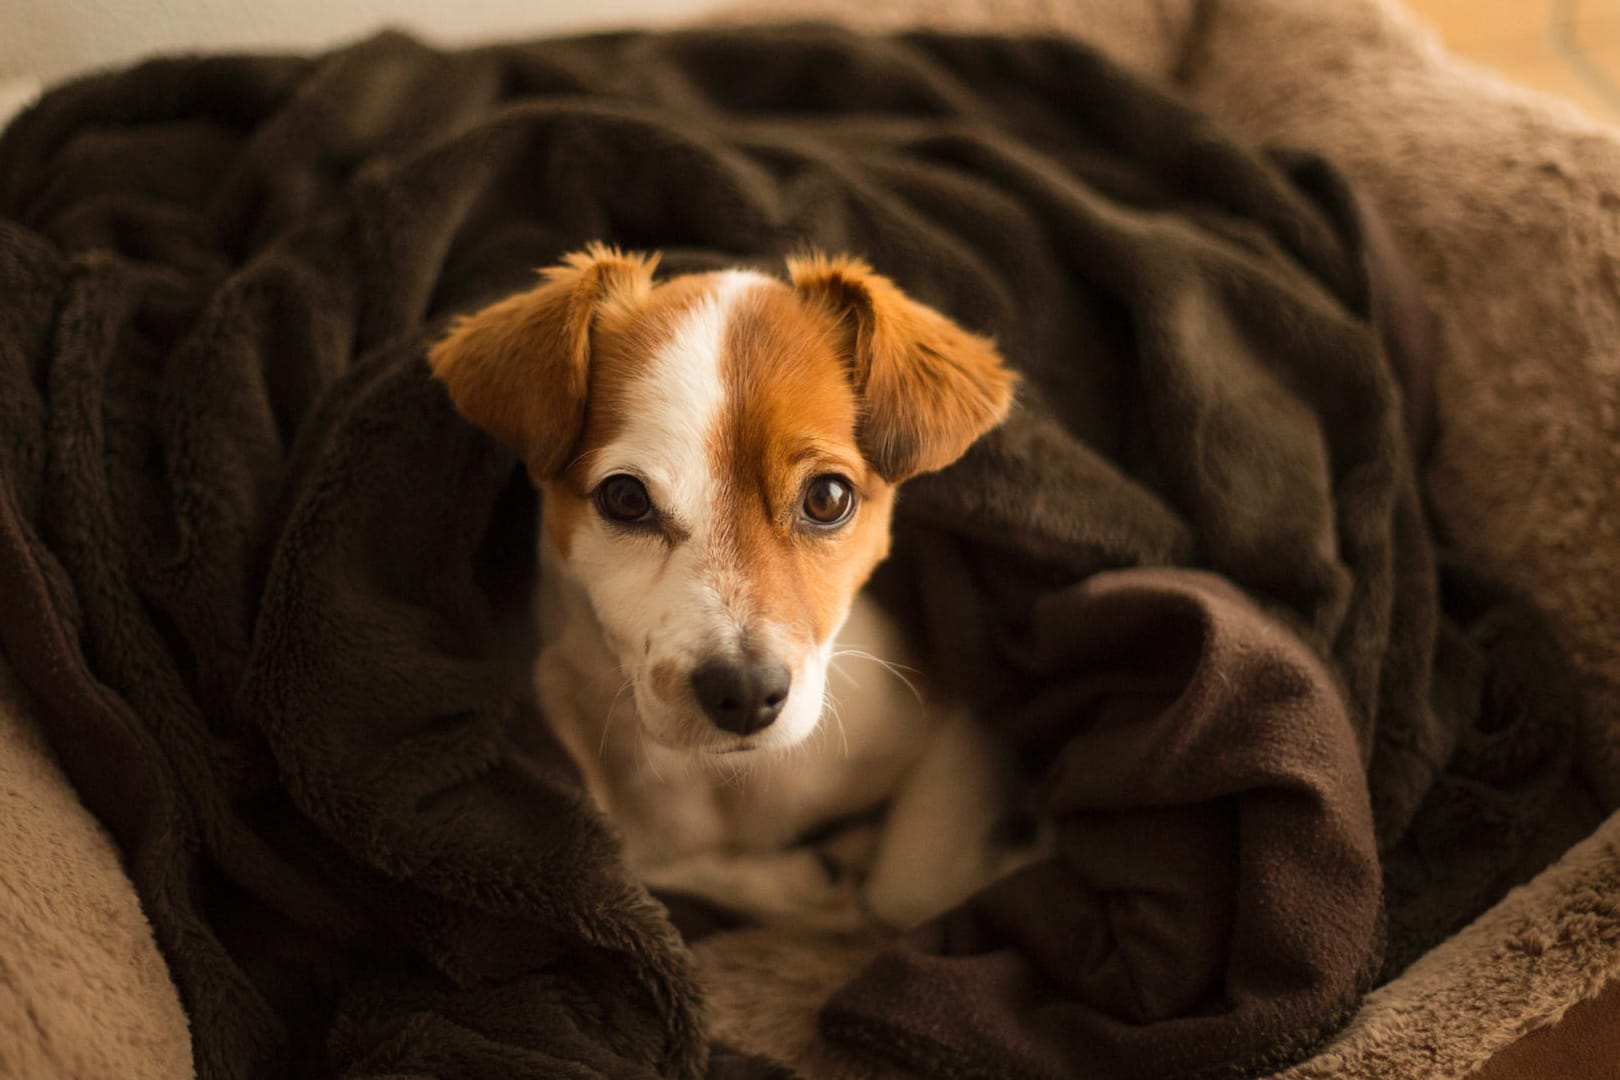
[828,568,1381,1080]
[0,22,1575,1080]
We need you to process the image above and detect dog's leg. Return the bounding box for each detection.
[860,710,1048,929]
[641,847,869,933]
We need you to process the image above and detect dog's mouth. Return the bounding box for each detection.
[656,725,792,761]
[635,712,772,757]
[694,728,777,756]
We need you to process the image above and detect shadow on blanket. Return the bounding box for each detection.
[0,23,1577,1080]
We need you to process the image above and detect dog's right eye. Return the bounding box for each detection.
[595,474,654,524]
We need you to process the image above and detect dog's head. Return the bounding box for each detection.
[430,245,1013,755]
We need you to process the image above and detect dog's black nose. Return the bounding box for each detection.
[691,655,791,735]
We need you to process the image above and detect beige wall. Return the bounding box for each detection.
[2,0,713,83]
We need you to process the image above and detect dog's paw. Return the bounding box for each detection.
[862,813,1053,931]
[641,848,869,933]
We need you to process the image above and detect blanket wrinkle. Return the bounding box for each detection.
[827,569,1380,1080]
[0,21,1575,1080]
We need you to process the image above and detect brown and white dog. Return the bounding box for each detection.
[430,244,1036,929]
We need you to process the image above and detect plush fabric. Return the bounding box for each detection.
[695,801,1620,1080]
[0,655,193,1080]
[0,11,1592,1080]
[823,568,1379,1080]
[1274,804,1620,1080]
[1175,0,1620,819]
[1467,979,1620,1080]
[1117,0,1620,1067]
[706,0,1620,1075]
[0,38,701,1080]
[721,0,1620,815]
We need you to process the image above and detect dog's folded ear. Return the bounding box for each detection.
[428,244,658,479]
[787,253,1015,483]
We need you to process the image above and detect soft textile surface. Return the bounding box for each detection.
[695,801,1620,1080]
[1174,0,1620,817]
[708,2,1620,1077]
[824,568,1378,1080]
[1468,980,1620,1080]
[1275,801,1620,1080]
[727,0,1620,814]
[0,22,1574,1080]
[0,654,194,1080]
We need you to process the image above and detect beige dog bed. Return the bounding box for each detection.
[3,1,1618,1077]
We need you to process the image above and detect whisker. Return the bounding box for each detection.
[822,687,851,758]
[717,758,748,790]
[832,648,921,675]
[827,655,862,690]
[636,725,664,783]
[600,677,634,760]
[830,648,925,705]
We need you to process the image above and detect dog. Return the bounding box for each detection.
[429,244,1040,930]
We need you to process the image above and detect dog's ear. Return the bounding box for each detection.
[428,244,658,479]
[788,253,1015,483]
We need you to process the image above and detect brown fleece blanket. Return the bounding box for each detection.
[825,567,1380,1080]
[0,23,1575,1080]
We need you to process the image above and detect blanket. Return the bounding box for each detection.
[0,23,1576,1080]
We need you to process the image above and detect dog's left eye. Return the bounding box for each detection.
[801,475,856,527]
[595,474,655,524]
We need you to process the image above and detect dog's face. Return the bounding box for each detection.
[430,246,1013,756]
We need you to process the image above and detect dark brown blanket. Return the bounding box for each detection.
[0,23,1575,1080]
[828,567,1381,1080]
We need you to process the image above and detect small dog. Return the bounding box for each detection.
[430,245,1037,929]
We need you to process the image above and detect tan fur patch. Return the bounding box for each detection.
[544,273,717,556]
[650,660,684,705]
[787,253,1017,482]
[712,282,897,648]
[427,244,658,478]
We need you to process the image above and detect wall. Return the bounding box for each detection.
[1,0,713,83]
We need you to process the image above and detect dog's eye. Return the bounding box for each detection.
[595,474,654,524]
[801,475,856,527]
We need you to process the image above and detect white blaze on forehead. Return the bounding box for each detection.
[554,267,835,753]
[586,270,765,528]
